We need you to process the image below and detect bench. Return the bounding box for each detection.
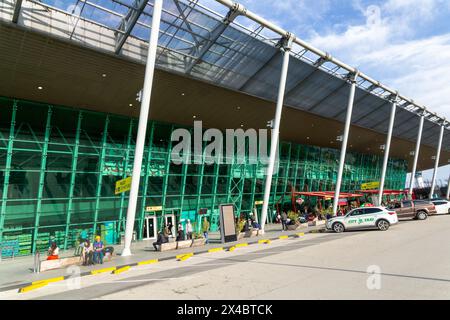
[40,256,81,272]
[245,229,259,238]
[39,249,114,272]
[237,229,260,240]
[176,240,192,249]
[308,220,326,227]
[158,242,178,252]
[155,239,207,252]
[192,238,206,247]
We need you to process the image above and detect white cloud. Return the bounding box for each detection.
[306,0,450,179]
[307,1,450,119]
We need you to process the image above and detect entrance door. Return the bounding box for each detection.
[165,214,176,237]
[143,216,157,240]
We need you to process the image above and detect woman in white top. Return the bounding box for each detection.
[47,242,60,260]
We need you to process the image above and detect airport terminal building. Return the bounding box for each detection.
[0,0,449,256]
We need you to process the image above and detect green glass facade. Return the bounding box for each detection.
[0,97,407,257]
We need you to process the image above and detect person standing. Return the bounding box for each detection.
[202,217,210,244]
[93,236,104,265]
[176,223,185,241]
[186,219,193,240]
[281,211,288,231]
[164,223,170,237]
[167,222,174,238]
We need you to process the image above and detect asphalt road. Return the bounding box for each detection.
[3,215,450,300]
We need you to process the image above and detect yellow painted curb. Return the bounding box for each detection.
[235,243,248,248]
[91,267,117,275]
[296,232,305,237]
[32,276,64,285]
[229,246,236,252]
[138,259,159,266]
[113,266,130,275]
[258,239,270,244]
[208,247,224,253]
[19,282,48,293]
[178,255,192,262]
[176,253,194,260]
[279,235,289,240]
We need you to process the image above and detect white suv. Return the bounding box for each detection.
[430,199,450,215]
[326,207,398,233]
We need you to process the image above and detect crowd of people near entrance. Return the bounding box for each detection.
[42,199,394,265]
[46,217,213,258]
[45,235,114,266]
[152,218,211,251]
[78,236,114,266]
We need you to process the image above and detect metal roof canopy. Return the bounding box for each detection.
[3,0,449,151]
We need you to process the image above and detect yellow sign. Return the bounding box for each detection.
[361,181,380,190]
[115,177,132,195]
[254,201,264,205]
[146,206,163,212]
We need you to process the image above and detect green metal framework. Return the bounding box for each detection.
[0,97,408,257]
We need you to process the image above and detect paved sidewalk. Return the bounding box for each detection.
[0,223,325,291]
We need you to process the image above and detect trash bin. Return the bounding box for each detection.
[119,231,137,244]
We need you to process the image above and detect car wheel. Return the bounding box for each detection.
[332,222,345,233]
[417,211,428,220]
[377,219,390,231]
[448,208,450,215]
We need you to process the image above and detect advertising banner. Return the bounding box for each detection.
[219,204,237,243]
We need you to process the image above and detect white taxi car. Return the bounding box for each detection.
[326,207,398,233]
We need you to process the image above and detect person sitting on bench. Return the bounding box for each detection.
[46,241,60,260]
[153,231,169,251]
[81,240,94,266]
[93,236,105,265]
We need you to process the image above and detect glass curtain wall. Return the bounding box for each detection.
[0,97,408,257]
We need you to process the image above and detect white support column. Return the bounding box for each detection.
[332,72,359,215]
[122,0,163,257]
[408,114,425,198]
[429,124,445,200]
[378,96,398,206]
[260,34,294,231]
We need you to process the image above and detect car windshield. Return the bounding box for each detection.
[388,202,401,209]
[414,200,430,206]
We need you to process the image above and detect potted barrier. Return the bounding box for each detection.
[191,233,206,247]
